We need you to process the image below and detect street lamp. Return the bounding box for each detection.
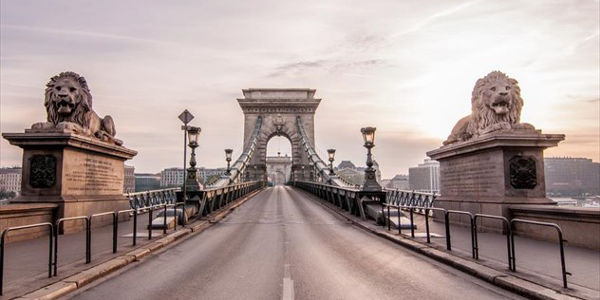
[178,109,195,201]
[360,127,381,191]
[186,126,201,191]
[327,149,336,175]
[225,149,233,175]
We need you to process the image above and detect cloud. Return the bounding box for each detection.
[1,0,598,177]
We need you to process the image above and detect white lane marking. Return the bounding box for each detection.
[282,264,295,300]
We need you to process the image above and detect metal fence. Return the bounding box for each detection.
[125,188,179,209]
[295,180,571,289]
[0,181,265,295]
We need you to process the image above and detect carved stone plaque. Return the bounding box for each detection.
[509,156,537,189]
[30,154,57,188]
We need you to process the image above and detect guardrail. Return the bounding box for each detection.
[296,180,571,289]
[125,188,179,209]
[0,181,265,295]
[293,181,364,217]
[510,219,571,288]
[385,188,437,209]
[1,222,54,295]
[193,181,265,217]
[54,216,91,275]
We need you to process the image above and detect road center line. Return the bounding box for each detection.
[282,264,295,300]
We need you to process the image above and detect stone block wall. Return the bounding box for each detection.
[0,203,57,243]
[509,205,600,250]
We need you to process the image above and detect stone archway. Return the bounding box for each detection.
[237,89,320,182]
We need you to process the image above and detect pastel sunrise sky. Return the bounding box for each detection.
[1,0,598,178]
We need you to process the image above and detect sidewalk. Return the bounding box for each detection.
[1,211,173,299]
[404,213,600,293]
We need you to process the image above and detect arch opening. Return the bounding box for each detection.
[265,135,293,186]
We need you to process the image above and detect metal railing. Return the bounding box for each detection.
[187,181,265,217]
[293,181,364,217]
[54,216,91,276]
[473,214,512,270]
[510,219,571,288]
[296,180,571,289]
[1,223,53,295]
[125,187,179,209]
[385,188,437,209]
[0,181,265,294]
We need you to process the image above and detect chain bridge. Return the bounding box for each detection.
[1,88,597,300]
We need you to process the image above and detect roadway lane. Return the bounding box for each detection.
[68,186,523,300]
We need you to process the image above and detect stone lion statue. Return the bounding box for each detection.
[443,71,534,145]
[31,71,122,145]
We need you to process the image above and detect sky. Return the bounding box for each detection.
[0,0,598,178]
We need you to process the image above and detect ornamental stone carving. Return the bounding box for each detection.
[30,71,122,145]
[443,71,535,145]
[509,155,537,189]
[29,154,57,188]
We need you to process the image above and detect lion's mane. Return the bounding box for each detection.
[44,71,93,128]
[467,71,523,136]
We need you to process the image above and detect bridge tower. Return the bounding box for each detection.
[238,89,320,183]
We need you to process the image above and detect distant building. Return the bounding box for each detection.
[409,159,440,193]
[134,173,161,192]
[161,168,184,188]
[266,154,292,185]
[198,167,227,185]
[337,160,357,170]
[334,160,381,187]
[123,165,135,193]
[545,157,600,196]
[160,167,227,188]
[385,174,409,190]
[0,167,22,197]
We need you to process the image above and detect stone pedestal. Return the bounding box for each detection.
[2,131,137,232]
[427,129,564,231]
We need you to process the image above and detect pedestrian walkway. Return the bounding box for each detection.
[401,213,600,293]
[1,211,173,299]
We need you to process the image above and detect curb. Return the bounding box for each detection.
[303,191,581,300]
[15,188,264,300]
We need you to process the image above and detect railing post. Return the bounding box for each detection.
[48,228,53,278]
[148,206,153,240]
[53,225,58,276]
[163,204,168,234]
[173,204,177,231]
[113,213,118,253]
[397,205,402,235]
[409,208,415,238]
[558,230,569,288]
[387,205,391,231]
[425,208,430,243]
[445,212,451,251]
[473,219,479,260]
[0,233,4,296]
[470,218,476,259]
[133,209,138,246]
[86,217,91,264]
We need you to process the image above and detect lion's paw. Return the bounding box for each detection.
[31,122,55,130]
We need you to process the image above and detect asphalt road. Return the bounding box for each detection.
[68,186,523,300]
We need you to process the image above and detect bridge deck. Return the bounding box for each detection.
[67,186,519,299]
[3,186,598,299]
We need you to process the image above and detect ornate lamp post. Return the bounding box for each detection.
[178,109,194,201]
[360,127,381,191]
[185,126,201,191]
[225,149,233,175]
[327,149,336,175]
